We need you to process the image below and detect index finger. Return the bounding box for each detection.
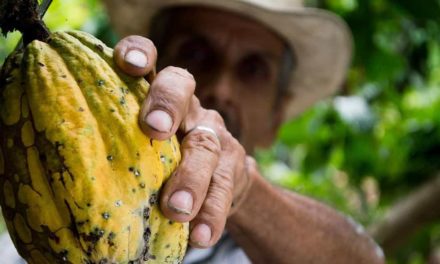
[138,66,196,140]
[114,35,157,77]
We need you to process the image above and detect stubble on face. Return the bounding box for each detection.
[154,7,287,152]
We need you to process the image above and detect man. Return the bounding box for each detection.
[0,0,385,263]
[103,0,385,263]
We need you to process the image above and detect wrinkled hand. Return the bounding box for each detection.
[114,36,253,248]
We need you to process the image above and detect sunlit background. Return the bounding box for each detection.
[1,0,439,263]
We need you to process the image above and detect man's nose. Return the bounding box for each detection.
[199,73,235,109]
[197,73,241,139]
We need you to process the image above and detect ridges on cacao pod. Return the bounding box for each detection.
[0,30,189,263]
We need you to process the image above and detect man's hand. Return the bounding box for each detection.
[114,36,253,248]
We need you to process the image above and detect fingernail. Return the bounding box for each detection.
[191,224,212,247]
[168,190,193,215]
[146,110,173,133]
[125,49,147,68]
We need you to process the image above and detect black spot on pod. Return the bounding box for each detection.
[107,232,116,247]
[82,227,105,244]
[143,207,150,220]
[95,44,104,52]
[102,212,110,220]
[48,231,60,243]
[55,141,64,150]
[120,87,129,94]
[97,80,105,86]
[106,155,113,161]
[143,227,151,242]
[128,167,141,177]
[149,193,158,205]
[86,246,93,257]
[58,249,69,262]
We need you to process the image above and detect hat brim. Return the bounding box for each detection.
[103,0,352,120]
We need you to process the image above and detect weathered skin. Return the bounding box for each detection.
[0,30,188,264]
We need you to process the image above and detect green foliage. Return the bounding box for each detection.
[264,0,440,262]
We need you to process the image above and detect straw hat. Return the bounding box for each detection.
[102,0,352,119]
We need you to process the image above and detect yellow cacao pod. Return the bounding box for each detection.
[0,30,188,263]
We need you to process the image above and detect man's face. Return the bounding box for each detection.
[156,8,287,152]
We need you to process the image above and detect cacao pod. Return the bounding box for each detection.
[0,30,188,263]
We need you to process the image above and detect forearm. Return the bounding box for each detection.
[226,173,385,264]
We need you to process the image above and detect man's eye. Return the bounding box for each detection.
[237,54,270,83]
[175,38,213,71]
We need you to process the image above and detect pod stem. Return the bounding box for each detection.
[0,0,50,45]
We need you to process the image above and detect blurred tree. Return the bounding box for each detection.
[258,0,440,262]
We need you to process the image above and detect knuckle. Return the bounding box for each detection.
[246,156,258,167]
[123,35,145,43]
[125,35,155,48]
[235,142,246,158]
[117,36,151,53]
[220,129,243,153]
[183,131,221,156]
[213,163,234,184]
[142,37,155,49]
[246,155,256,163]
[195,186,231,235]
[205,110,224,126]
[245,156,259,174]
[190,95,202,109]
[200,197,228,226]
[206,197,226,218]
[212,173,234,200]
[177,163,211,192]
[155,68,195,98]
[227,134,240,147]
[151,83,187,110]
[163,66,196,87]
[151,89,180,111]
